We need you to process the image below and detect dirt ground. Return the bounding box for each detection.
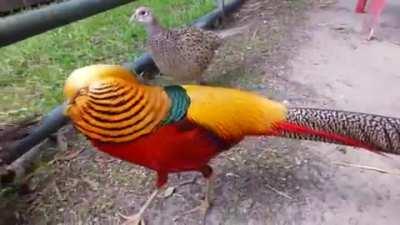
[4,0,400,224]
[278,0,400,224]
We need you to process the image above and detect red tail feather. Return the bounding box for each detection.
[270,122,384,155]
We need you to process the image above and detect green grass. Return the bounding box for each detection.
[0,0,215,122]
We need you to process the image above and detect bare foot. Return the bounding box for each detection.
[119,213,146,225]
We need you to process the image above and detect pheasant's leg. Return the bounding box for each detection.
[120,172,168,225]
[202,173,214,213]
[200,165,214,213]
[174,165,214,223]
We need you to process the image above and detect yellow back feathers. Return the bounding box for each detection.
[183,85,288,142]
[63,65,171,142]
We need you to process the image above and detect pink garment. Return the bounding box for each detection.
[355,0,386,18]
[367,0,386,18]
[355,0,368,13]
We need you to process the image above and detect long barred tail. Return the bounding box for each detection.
[272,108,400,155]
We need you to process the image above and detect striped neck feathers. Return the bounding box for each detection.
[67,77,171,143]
[67,81,191,143]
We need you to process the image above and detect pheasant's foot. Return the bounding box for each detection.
[119,189,160,225]
[174,171,214,224]
[119,213,145,225]
[192,198,211,215]
[173,198,211,223]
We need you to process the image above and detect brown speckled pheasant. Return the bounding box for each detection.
[130,6,229,84]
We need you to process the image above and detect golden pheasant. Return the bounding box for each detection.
[129,6,245,84]
[64,64,400,225]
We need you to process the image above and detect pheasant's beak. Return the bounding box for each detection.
[129,14,136,23]
[62,100,71,117]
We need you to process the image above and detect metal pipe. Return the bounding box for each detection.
[0,105,68,165]
[191,0,244,29]
[0,0,245,166]
[0,0,136,47]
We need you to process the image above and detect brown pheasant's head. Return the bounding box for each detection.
[130,6,154,24]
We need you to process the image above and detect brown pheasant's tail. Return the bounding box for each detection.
[270,108,400,155]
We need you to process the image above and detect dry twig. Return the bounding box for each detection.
[265,183,293,200]
[334,161,400,176]
[48,147,85,165]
